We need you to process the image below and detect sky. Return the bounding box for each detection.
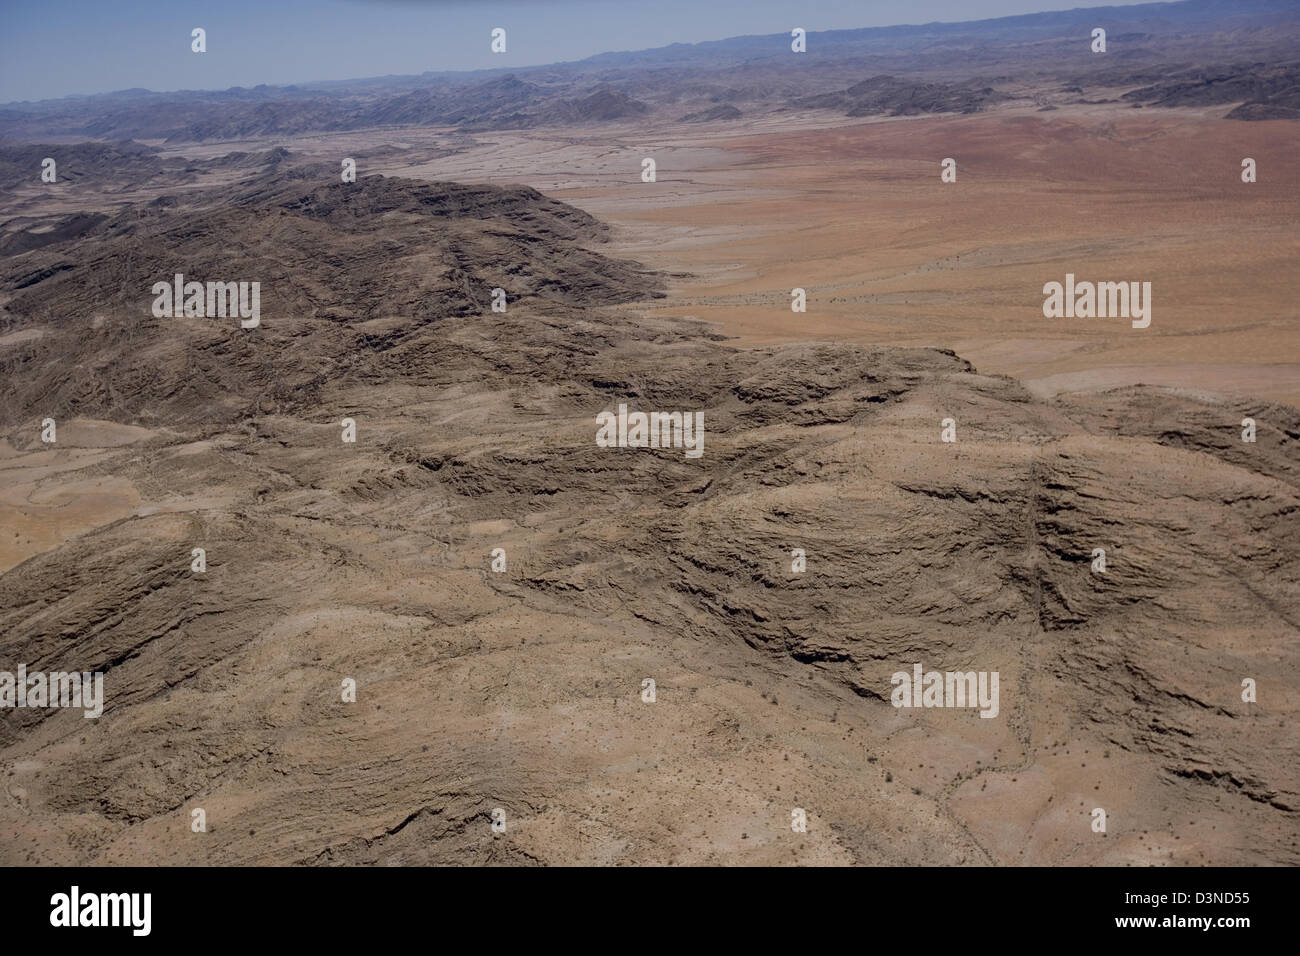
[0,0,1166,103]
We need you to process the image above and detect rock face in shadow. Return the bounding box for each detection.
[370,74,548,131]
[0,170,1296,866]
[544,88,650,124]
[1121,62,1300,119]
[680,104,743,123]
[797,75,1009,117]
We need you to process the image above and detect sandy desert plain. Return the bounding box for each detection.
[393,105,1300,404]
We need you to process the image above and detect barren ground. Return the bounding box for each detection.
[1,98,1297,866]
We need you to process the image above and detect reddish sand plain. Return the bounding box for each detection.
[610,107,1300,405]
[362,103,1299,405]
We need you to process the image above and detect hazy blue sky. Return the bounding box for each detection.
[1,0,1163,103]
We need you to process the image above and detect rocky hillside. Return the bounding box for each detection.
[0,168,663,426]
[798,74,1010,117]
[0,170,1295,864]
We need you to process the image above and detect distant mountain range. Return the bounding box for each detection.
[1,0,1297,142]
